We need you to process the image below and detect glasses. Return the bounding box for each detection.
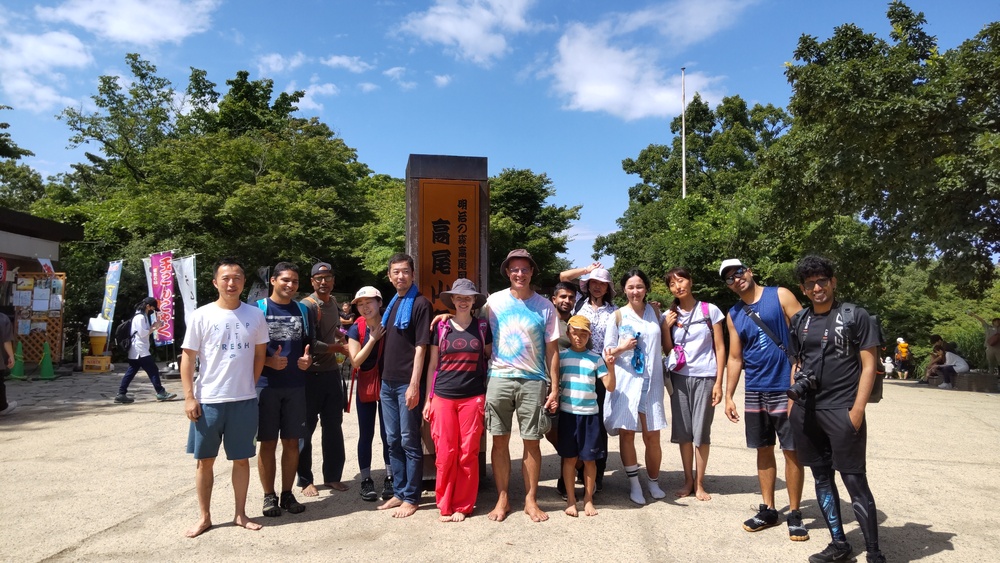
[508,268,532,275]
[724,267,748,286]
[631,332,645,374]
[804,278,831,290]
[312,275,333,282]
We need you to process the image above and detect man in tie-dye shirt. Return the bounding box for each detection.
[482,249,559,524]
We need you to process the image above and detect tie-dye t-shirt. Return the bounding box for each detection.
[484,289,559,381]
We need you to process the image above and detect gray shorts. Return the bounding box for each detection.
[485,377,551,440]
[669,373,717,446]
[257,386,307,441]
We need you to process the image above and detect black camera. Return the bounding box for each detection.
[787,369,817,401]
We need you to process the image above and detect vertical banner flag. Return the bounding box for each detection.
[173,255,198,323]
[100,260,123,322]
[149,251,175,346]
[141,257,154,297]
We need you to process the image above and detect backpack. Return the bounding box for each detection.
[790,302,885,403]
[897,342,910,360]
[113,314,140,354]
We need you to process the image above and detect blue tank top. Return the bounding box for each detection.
[728,286,792,392]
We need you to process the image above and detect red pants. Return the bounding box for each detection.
[429,394,485,515]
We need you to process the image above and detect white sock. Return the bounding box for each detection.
[625,464,644,505]
[647,475,666,499]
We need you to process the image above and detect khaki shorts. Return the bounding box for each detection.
[485,377,551,440]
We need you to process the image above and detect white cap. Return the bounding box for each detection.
[896,337,904,344]
[719,259,745,277]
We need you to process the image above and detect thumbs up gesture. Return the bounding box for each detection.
[297,344,312,370]
[268,344,288,370]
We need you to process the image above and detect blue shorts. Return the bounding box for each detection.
[186,399,258,460]
[257,386,307,441]
[556,411,605,461]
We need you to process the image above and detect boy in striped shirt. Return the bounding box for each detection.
[557,315,616,517]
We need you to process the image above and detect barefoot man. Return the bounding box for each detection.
[483,249,560,522]
[181,257,270,537]
[376,254,432,518]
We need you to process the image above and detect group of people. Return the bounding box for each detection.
[177,251,886,563]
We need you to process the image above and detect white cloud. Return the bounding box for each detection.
[256,52,307,76]
[320,55,374,73]
[399,0,537,66]
[547,0,747,120]
[358,82,379,93]
[383,66,416,90]
[36,0,220,46]
[0,31,93,112]
[292,79,339,112]
[433,74,452,87]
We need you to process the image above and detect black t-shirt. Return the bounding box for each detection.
[381,294,432,384]
[258,298,309,389]
[431,320,492,399]
[788,304,880,409]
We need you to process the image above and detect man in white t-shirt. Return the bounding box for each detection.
[181,258,270,538]
[114,297,177,403]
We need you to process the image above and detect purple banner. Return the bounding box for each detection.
[149,251,175,346]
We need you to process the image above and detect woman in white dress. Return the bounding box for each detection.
[603,269,668,505]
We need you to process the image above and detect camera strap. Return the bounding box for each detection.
[741,303,795,363]
[801,307,837,387]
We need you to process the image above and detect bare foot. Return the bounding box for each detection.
[327,482,349,492]
[234,514,262,531]
[487,498,510,522]
[695,487,712,501]
[564,504,579,517]
[185,517,212,538]
[675,480,694,498]
[391,502,418,518]
[450,512,466,522]
[439,514,453,522]
[524,502,549,522]
[584,500,598,516]
[377,497,403,511]
[302,483,319,497]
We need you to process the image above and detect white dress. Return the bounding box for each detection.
[602,304,667,435]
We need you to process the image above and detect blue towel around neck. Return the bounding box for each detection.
[382,283,419,330]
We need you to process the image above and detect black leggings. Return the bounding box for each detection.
[812,465,879,553]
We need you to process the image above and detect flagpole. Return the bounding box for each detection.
[681,67,687,200]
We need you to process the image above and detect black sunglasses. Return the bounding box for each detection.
[724,267,748,286]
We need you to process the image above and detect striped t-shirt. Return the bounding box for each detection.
[558,349,608,416]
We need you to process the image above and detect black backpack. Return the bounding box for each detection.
[113,314,140,354]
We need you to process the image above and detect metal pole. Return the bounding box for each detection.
[681,67,687,199]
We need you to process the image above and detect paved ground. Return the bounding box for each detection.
[2,368,998,562]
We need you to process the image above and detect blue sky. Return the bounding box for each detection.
[1,0,996,268]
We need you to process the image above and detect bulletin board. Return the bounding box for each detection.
[11,272,66,362]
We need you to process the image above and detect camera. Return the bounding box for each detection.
[787,369,817,401]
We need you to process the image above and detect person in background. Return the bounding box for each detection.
[968,312,1000,376]
[115,297,177,404]
[893,337,912,379]
[0,311,17,415]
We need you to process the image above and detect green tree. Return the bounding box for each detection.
[488,168,579,292]
[0,105,32,160]
[0,160,45,212]
[352,174,406,279]
[776,1,1000,294]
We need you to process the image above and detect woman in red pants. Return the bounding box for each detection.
[422,278,491,522]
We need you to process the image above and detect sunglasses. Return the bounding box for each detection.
[803,277,831,290]
[724,267,748,286]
